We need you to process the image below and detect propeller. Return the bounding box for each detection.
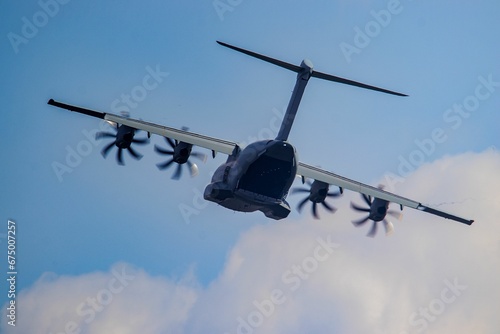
[350,191,402,237]
[95,125,149,165]
[291,179,342,219]
[154,135,207,180]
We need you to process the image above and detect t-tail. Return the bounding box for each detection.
[216,41,407,141]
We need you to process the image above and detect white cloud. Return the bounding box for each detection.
[1,263,198,334]
[3,149,500,334]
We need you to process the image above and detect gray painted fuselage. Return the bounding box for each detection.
[203,61,314,219]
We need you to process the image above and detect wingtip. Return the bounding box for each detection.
[387,91,408,97]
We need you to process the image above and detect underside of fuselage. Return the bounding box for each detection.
[203,140,297,219]
[238,141,295,198]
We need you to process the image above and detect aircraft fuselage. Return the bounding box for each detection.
[204,140,297,219]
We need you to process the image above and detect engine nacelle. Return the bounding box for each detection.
[115,125,136,149]
[369,198,390,221]
[172,141,193,164]
[308,180,330,203]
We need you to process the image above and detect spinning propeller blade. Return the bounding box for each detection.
[154,136,206,180]
[291,180,341,219]
[95,125,149,165]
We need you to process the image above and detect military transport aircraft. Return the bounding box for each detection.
[47,41,474,237]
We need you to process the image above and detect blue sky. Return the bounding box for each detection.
[1,1,499,333]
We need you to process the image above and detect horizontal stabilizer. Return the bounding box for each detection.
[311,71,407,96]
[217,41,301,73]
[217,41,407,97]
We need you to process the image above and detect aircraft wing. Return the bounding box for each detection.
[47,99,239,156]
[48,99,474,225]
[297,162,474,225]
